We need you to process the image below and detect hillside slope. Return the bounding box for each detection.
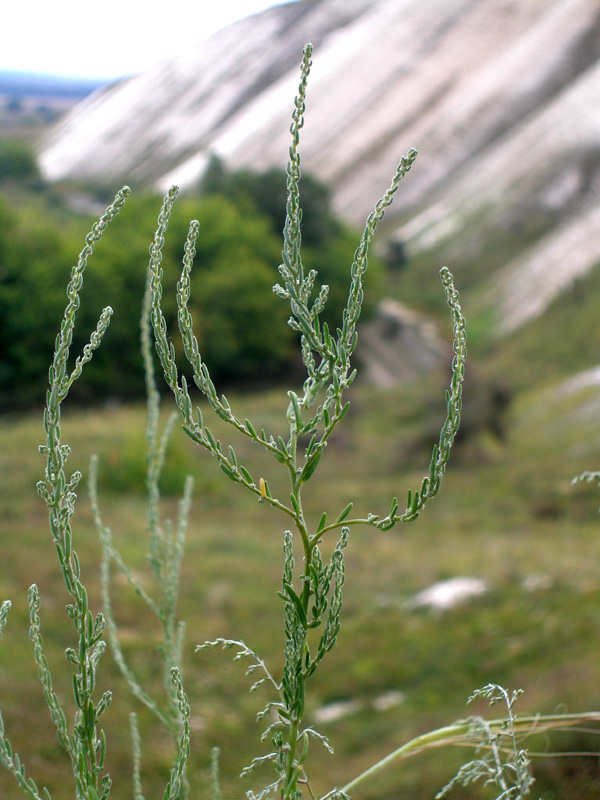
[39,0,600,337]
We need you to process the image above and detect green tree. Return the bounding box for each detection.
[163,194,294,381]
[201,156,341,246]
[0,193,295,407]
[0,169,384,410]
[200,157,384,331]
[0,139,40,181]
[0,200,78,407]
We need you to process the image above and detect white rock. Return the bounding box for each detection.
[410,577,487,612]
[372,690,404,711]
[313,698,363,724]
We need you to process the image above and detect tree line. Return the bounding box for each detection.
[0,155,382,409]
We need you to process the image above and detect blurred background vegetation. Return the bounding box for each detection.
[2,107,600,800]
[0,141,383,410]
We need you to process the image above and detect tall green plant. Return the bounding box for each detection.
[148,43,466,800]
[0,188,191,800]
[89,260,194,798]
[0,190,131,800]
[10,38,593,800]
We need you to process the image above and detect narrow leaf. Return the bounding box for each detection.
[336,502,353,524]
[282,583,307,627]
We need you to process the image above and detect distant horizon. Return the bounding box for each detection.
[2,0,299,81]
[0,68,107,85]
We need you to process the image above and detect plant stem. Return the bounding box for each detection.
[330,711,600,798]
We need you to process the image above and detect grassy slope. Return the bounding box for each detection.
[1,373,600,800]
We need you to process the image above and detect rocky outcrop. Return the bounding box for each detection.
[39,0,600,334]
[357,300,448,387]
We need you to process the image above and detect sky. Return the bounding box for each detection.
[3,0,298,81]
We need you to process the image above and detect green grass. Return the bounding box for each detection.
[2,370,600,799]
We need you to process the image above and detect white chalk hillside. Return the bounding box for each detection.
[39,0,600,334]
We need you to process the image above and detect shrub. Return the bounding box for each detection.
[0,139,40,182]
[0,179,383,409]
